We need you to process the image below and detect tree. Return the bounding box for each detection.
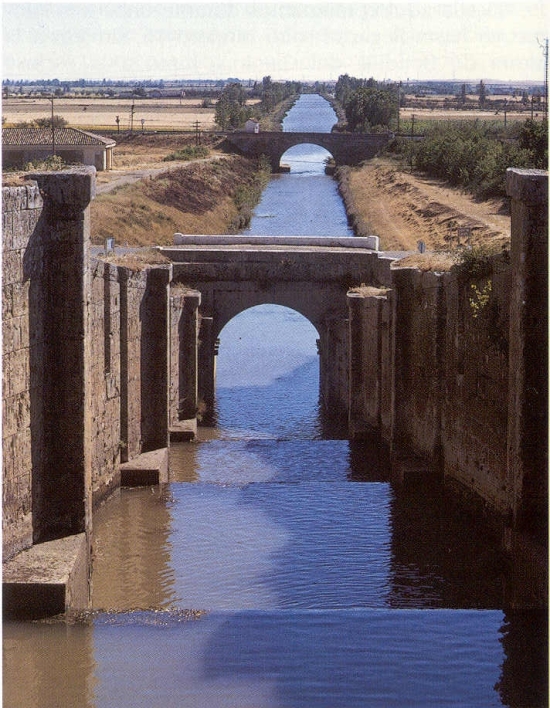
[460,83,467,105]
[345,87,396,131]
[477,80,487,107]
[215,82,251,129]
[34,115,68,128]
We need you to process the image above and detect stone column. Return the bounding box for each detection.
[506,168,548,543]
[197,316,216,424]
[26,168,95,543]
[178,292,201,420]
[140,266,172,452]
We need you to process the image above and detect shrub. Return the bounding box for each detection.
[22,154,66,171]
[163,145,210,162]
[394,119,547,200]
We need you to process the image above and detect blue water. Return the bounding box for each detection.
[243,93,353,236]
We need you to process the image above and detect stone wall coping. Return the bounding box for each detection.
[2,183,42,213]
[24,166,96,207]
[172,233,380,251]
[506,168,548,205]
[3,533,86,584]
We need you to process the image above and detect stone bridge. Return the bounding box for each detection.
[223,131,392,171]
[161,234,392,419]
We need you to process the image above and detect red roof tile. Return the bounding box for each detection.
[2,127,116,147]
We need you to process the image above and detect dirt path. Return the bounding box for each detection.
[95,153,225,194]
[344,158,510,252]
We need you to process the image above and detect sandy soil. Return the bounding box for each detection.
[343,157,510,254]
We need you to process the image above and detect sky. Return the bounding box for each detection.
[2,1,548,83]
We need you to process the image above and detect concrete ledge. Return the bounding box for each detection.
[120,447,168,486]
[390,452,438,486]
[3,533,89,619]
[172,233,380,251]
[170,419,197,442]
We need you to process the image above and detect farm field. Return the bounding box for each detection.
[3,95,542,134]
[3,97,237,132]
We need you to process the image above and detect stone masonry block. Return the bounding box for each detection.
[27,167,96,210]
[506,168,548,205]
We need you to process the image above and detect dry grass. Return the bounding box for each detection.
[391,252,456,271]
[348,285,391,296]
[3,96,258,132]
[3,97,218,131]
[399,106,539,123]
[339,158,510,254]
[99,248,172,271]
[90,155,258,246]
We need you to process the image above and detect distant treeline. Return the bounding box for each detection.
[214,76,304,130]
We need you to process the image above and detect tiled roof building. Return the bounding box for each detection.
[3,127,115,170]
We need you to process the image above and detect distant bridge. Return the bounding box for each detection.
[223,131,392,171]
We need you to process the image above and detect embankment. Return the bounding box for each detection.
[337,158,510,253]
[91,154,270,246]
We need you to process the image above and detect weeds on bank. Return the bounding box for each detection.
[163,146,210,162]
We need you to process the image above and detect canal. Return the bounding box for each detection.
[3,95,545,707]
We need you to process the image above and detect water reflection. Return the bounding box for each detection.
[4,608,547,708]
[389,480,508,609]
[3,621,96,708]
[496,610,548,707]
[92,486,177,610]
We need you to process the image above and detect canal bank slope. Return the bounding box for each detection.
[338,157,510,253]
[90,142,512,253]
[90,150,270,246]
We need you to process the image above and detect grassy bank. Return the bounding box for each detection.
[91,154,270,246]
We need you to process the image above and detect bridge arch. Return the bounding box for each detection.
[163,236,385,425]
[223,131,391,172]
[170,278,350,423]
[279,143,333,172]
[216,304,320,384]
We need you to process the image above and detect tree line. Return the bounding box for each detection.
[214,76,303,130]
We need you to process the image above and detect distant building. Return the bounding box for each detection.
[2,127,115,170]
[244,119,260,134]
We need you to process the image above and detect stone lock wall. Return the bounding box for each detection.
[3,168,204,576]
[90,259,122,508]
[348,168,547,550]
[170,285,201,423]
[2,184,44,558]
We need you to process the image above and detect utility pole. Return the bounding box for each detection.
[541,37,549,120]
[48,95,55,156]
[129,101,135,133]
[193,120,201,145]
[396,81,401,134]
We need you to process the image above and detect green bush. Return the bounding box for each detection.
[22,154,66,171]
[163,145,210,162]
[394,119,547,199]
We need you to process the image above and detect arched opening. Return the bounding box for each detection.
[279,143,334,174]
[214,304,321,439]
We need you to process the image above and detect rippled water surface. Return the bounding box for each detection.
[3,94,546,708]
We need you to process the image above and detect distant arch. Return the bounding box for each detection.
[279,143,333,172]
[223,131,391,172]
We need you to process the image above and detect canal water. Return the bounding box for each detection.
[3,95,545,707]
